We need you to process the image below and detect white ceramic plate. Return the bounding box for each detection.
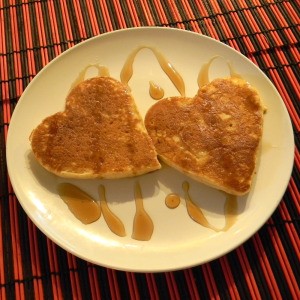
[6,28,294,272]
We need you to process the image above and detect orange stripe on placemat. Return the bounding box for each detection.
[183,269,200,300]
[140,0,155,26]
[73,1,87,39]
[85,1,101,35]
[281,1,299,24]
[27,219,44,300]
[125,1,141,27]
[219,257,240,300]
[236,246,261,299]
[152,0,169,25]
[47,1,64,58]
[98,0,114,32]
[165,0,185,29]
[47,240,63,300]
[221,1,256,53]
[267,227,299,298]
[111,0,128,29]
[59,0,75,48]
[269,4,298,44]
[252,234,281,299]
[202,263,220,300]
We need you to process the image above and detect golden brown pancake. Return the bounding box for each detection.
[145,78,264,195]
[30,76,161,178]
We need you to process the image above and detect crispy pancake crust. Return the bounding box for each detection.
[145,78,264,195]
[30,77,161,178]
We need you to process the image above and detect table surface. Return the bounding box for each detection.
[0,0,299,299]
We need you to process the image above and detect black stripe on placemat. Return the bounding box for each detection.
[258,226,295,299]
[191,266,212,299]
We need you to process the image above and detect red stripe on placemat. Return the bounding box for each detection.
[0,202,6,300]
[145,273,159,299]
[8,191,25,300]
[288,178,300,214]
[236,246,261,299]
[47,240,63,300]
[183,269,200,300]
[106,269,121,300]
[267,226,299,298]
[27,219,44,300]
[219,257,240,300]
[165,272,180,300]
[34,2,50,67]
[279,201,300,260]
[22,3,36,78]
[250,52,300,131]
[67,253,82,300]
[87,264,101,300]
[202,263,220,299]
[126,272,139,300]
[252,234,281,299]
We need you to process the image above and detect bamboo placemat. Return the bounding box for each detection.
[0,1,299,299]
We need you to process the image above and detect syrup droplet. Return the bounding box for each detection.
[165,193,180,209]
[149,81,164,100]
[132,182,154,241]
[58,183,101,224]
[98,185,126,237]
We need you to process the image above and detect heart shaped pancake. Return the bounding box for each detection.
[145,78,264,195]
[30,77,161,178]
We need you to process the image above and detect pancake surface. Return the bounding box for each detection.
[30,76,161,178]
[145,78,264,195]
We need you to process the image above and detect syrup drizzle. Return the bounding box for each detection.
[71,65,110,89]
[58,183,101,224]
[182,181,238,232]
[120,46,185,97]
[132,182,154,241]
[197,56,242,88]
[98,185,126,237]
